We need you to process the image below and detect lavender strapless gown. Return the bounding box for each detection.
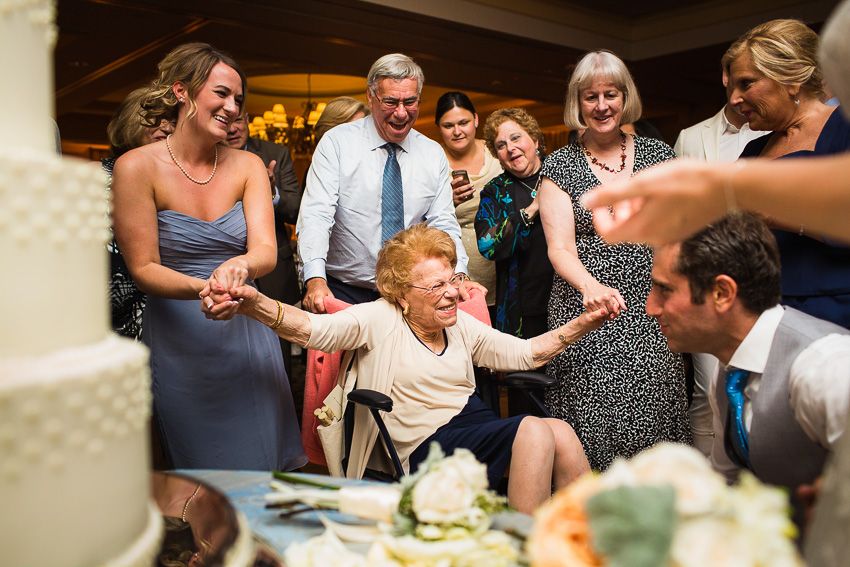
[144,201,306,471]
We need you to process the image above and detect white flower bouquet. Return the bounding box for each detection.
[526,443,803,567]
[271,443,521,567]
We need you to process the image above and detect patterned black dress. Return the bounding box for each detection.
[542,136,690,471]
[102,157,145,341]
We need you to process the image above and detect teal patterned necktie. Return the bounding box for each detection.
[381,143,403,243]
[725,368,751,466]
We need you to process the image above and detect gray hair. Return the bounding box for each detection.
[366,53,424,96]
[564,50,642,131]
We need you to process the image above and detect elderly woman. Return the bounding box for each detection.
[475,107,552,339]
[203,224,607,513]
[436,92,503,311]
[727,19,850,329]
[538,50,690,471]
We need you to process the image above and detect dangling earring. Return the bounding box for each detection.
[402,305,409,316]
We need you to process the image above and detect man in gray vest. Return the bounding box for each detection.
[646,212,850,530]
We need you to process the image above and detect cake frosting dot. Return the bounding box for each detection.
[87,438,105,457]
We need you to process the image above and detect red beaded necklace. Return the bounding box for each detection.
[579,130,628,174]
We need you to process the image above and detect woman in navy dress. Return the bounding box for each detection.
[728,19,850,328]
[112,43,305,470]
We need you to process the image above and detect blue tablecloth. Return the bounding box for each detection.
[176,470,373,555]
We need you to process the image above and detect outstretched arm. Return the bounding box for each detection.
[200,282,313,347]
[539,177,626,316]
[529,307,609,367]
[581,156,850,246]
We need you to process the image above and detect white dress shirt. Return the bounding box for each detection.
[297,115,467,289]
[717,109,767,162]
[709,305,850,480]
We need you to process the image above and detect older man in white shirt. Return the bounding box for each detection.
[298,53,478,313]
[646,212,850,532]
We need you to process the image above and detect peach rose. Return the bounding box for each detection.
[526,474,605,567]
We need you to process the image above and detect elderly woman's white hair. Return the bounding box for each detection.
[366,53,424,96]
[563,50,642,131]
[821,0,850,121]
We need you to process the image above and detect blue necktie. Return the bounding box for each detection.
[381,143,404,243]
[725,368,751,466]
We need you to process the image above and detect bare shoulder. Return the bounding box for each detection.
[113,142,164,177]
[221,144,264,168]
[112,143,166,195]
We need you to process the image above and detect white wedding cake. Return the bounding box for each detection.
[0,1,163,566]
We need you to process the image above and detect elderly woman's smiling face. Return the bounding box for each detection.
[399,257,461,334]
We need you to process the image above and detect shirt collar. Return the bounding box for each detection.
[726,304,785,373]
[721,107,742,135]
[721,105,757,136]
[366,114,411,153]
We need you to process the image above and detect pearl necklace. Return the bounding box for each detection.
[166,134,218,185]
[580,131,627,174]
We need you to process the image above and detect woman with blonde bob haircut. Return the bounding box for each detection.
[314,96,369,146]
[537,49,689,471]
[202,223,611,513]
[563,50,642,131]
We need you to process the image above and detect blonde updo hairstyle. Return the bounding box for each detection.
[141,42,247,129]
[563,50,642,131]
[721,19,823,98]
[314,97,370,145]
[376,224,457,305]
[483,107,546,158]
[107,87,155,157]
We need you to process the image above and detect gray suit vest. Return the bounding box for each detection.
[715,307,849,528]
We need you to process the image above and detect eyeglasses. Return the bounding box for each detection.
[378,97,420,111]
[410,273,468,295]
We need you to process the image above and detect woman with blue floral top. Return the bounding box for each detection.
[475,107,554,340]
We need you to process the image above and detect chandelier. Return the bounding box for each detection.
[248,74,326,155]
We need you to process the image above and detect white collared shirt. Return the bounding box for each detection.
[709,305,850,480]
[718,108,769,162]
[297,115,467,289]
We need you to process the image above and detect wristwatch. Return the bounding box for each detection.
[557,326,571,345]
[519,208,534,227]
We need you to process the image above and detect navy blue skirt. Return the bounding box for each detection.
[408,393,529,489]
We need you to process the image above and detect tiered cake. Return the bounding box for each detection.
[0,2,163,566]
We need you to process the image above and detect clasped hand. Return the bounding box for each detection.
[580,280,626,320]
[199,260,258,320]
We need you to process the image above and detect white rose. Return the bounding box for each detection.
[610,443,728,517]
[411,449,489,525]
[730,474,803,567]
[373,531,518,567]
[285,529,397,567]
[671,517,756,567]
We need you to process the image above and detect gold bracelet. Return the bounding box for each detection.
[270,300,285,329]
[245,254,261,280]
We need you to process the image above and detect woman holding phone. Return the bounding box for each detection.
[435,92,502,311]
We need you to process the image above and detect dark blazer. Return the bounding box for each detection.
[245,137,302,304]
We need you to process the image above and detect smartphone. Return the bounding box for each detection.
[451,169,470,185]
